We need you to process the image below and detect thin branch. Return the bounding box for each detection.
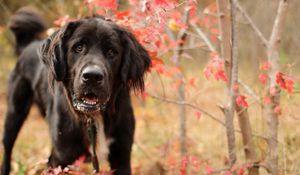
[149,93,268,140]
[234,0,269,46]
[149,94,225,126]
[155,70,167,98]
[238,79,260,102]
[172,1,191,157]
[191,23,217,52]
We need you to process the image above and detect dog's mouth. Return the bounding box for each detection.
[72,92,109,113]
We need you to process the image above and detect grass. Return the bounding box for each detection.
[0,68,299,174]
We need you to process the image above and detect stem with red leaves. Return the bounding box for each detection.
[266,0,288,174]
[172,0,190,159]
[216,0,237,168]
[217,1,260,173]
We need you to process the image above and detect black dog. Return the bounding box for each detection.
[1,7,150,175]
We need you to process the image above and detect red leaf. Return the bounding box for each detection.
[286,78,294,94]
[236,95,249,108]
[264,95,271,104]
[140,91,148,101]
[203,66,213,80]
[180,156,189,175]
[276,72,286,89]
[224,171,232,175]
[259,73,268,85]
[73,154,86,166]
[154,0,173,7]
[274,105,282,115]
[210,28,219,35]
[214,70,228,82]
[115,11,130,20]
[195,111,202,120]
[269,86,277,96]
[203,56,228,82]
[205,165,214,175]
[260,61,271,71]
[276,72,294,94]
[190,156,201,169]
[165,66,181,77]
[97,0,118,10]
[151,58,164,67]
[238,168,245,175]
[153,64,165,74]
[188,77,197,88]
[128,0,138,5]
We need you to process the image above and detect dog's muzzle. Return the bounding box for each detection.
[72,95,109,113]
[72,65,110,113]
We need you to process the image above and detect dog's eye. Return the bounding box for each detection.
[73,43,84,53]
[107,49,118,58]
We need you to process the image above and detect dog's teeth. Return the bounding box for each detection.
[83,99,97,105]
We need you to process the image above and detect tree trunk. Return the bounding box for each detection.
[216,0,237,168]
[217,1,259,173]
[172,0,190,159]
[266,0,288,174]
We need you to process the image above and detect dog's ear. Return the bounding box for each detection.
[39,21,80,81]
[118,29,151,92]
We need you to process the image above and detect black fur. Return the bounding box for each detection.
[1,8,150,175]
[8,6,46,55]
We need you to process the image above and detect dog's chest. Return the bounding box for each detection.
[88,114,113,162]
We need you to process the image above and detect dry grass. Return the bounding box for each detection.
[0,69,299,174]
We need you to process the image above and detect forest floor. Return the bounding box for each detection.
[0,51,300,174]
[0,79,300,174]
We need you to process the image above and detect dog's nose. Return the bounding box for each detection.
[81,66,104,83]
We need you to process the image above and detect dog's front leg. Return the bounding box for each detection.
[108,114,135,175]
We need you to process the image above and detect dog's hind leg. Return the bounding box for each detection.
[1,72,33,175]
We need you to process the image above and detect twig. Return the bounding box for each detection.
[234,0,269,47]
[155,70,167,98]
[149,93,225,126]
[238,79,260,102]
[191,23,216,52]
[149,93,268,140]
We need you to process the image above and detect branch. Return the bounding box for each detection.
[234,0,269,46]
[191,23,217,52]
[149,93,268,141]
[172,1,191,157]
[267,0,289,84]
[265,0,289,174]
[238,79,260,102]
[149,93,225,126]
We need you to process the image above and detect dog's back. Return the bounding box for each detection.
[9,6,46,56]
[1,7,49,175]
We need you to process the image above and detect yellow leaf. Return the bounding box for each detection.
[168,19,179,32]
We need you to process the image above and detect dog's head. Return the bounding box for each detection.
[39,17,151,114]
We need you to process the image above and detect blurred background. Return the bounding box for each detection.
[0,0,299,174]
